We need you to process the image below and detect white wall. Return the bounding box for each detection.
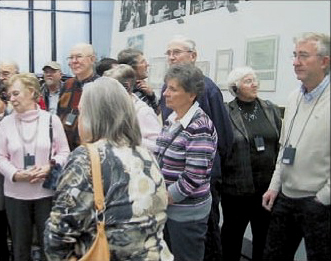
[110,0,330,105]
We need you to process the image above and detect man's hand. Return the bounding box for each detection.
[262,189,278,211]
[136,80,154,96]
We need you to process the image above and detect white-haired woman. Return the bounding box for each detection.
[44,77,173,260]
[220,67,282,261]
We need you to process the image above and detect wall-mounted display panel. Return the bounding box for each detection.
[215,49,233,90]
[245,35,279,91]
[119,0,148,32]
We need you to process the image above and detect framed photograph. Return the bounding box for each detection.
[119,0,148,32]
[149,1,186,24]
[245,35,279,91]
[196,61,210,77]
[215,49,233,90]
[148,57,168,99]
[190,0,227,15]
[127,34,144,52]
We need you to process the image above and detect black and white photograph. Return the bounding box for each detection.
[149,1,186,24]
[119,0,148,32]
[190,0,227,15]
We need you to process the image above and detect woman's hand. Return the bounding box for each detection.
[13,169,34,182]
[29,164,51,184]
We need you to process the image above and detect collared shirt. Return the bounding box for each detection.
[168,101,200,132]
[300,74,330,102]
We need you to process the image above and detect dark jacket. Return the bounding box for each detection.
[221,98,282,195]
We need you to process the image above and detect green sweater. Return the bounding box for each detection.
[269,82,330,205]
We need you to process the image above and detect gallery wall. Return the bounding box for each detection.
[110,0,330,105]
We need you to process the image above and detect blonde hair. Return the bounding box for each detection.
[8,73,40,101]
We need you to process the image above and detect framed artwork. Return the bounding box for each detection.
[119,0,148,32]
[215,49,233,90]
[196,61,210,77]
[149,1,186,24]
[190,0,227,15]
[245,35,279,91]
[127,34,144,52]
[148,57,168,98]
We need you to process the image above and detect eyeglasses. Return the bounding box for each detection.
[66,54,92,62]
[164,49,192,57]
[291,53,322,61]
[242,78,259,85]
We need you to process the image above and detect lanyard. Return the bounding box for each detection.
[15,117,39,157]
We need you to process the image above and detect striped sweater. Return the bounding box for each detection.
[155,104,218,222]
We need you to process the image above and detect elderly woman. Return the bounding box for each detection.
[220,67,282,261]
[44,77,173,261]
[0,73,70,261]
[155,63,218,261]
[103,64,161,152]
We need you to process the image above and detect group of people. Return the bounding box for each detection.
[0,31,329,261]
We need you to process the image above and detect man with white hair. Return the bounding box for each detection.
[159,35,233,261]
[57,43,99,150]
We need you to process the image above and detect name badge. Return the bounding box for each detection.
[65,113,77,126]
[254,136,265,152]
[24,153,35,169]
[282,146,296,165]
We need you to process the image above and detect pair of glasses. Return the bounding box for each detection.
[242,78,259,85]
[291,53,322,61]
[66,55,92,62]
[164,49,192,57]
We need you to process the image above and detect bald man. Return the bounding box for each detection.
[0,61,19,90]
[58,43,99,150]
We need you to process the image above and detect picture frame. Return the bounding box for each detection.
[215,49,233,90]
[196,61,210,77]
[245,35,279,91]
[127,34,144,52]
[148,57,168,99]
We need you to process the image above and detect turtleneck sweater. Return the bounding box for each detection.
[0,107,70,200]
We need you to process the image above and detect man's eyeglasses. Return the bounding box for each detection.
[165,49,192,57]
[291,53,322,62]
[66,54,92,62]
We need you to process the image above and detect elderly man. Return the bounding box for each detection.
[40,61,64,115]
[58,43,99,150]
[0,61,19,90]
[262,32,330,260]
[159,35,233,261]
[117,48,159,114]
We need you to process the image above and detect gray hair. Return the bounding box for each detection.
[80,77,141,147]
[168,35,196,52]
[294,32,330,73]
[103,64,136,94]
[0,61,20,74]
[227,66,257,97]
[117,48,143,69]
[164,63,204,98]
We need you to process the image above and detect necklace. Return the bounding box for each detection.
[238,102,258,122]
[16,118,40,143]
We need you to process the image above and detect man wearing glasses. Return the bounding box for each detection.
[58,43,99,151]
[159,35,233,261]
[262,32,330,260]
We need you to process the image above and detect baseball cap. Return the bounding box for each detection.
[42,61,61,71]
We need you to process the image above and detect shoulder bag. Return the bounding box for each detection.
[70,143,111,261]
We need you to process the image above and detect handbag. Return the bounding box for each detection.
[69,143,111,261]
[43,115,62,190]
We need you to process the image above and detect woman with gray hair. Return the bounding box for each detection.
[44,77,173,260]
[155,63,218,261]
[220,66,282,261]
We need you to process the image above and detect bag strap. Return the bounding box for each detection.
[85,143,105,212]
[48,115,53,161]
